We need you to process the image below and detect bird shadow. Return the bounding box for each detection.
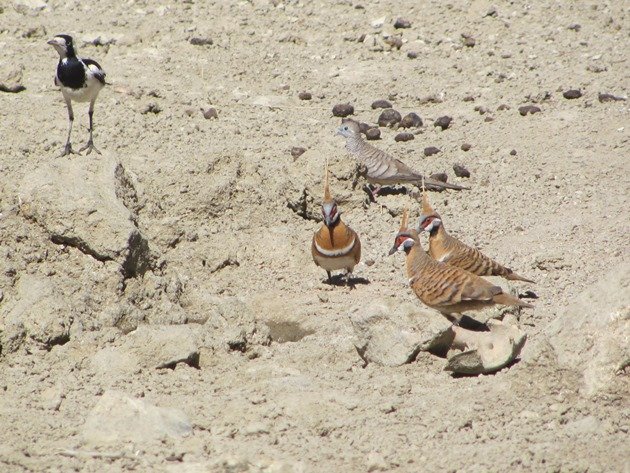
[362,184,409,202]
[456,315,490,332]
[324,275,370,288]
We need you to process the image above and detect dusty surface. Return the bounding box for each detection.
[0,0,629,471]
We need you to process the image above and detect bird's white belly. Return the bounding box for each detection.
[60,76,104,103]
[313,253,356,271]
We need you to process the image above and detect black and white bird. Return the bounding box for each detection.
[48,34,106,156]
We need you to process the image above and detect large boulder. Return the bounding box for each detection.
[19,156,150,277]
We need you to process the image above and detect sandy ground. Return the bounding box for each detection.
[0,0,629,471]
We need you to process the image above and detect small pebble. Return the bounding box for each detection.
[474,105,489,115]
[394,18,411,29]
[461,33,476,47]
[291,147,306,159]
[484,6,498,17]
[365,128,381,140]
[365,259,375,267]
[424,147,441,157]
[434,116,452,130]
[371,99,392,109]
[453,164,470,178]
[461,143,472,151]
[430,172,448,183]
[358,122,371,134]
[332,103,354,117]
[400,112,423,128]
[598,92,626,103]
[407,51,418,59]
[189,37,213,46]
[484,115,494,122]
[384,36,403,50]
[377,109,402,127]
[142,103,161,114]
[203,107,218,119]
[567,23,581,32]
[563,89,582,99]
[497,104,511,111]
[298,91,312,100]
[510,149,517,156]
[184,108,195,117]
[394,132,414,142]
[518,105,541,116]
[463,95,475,102]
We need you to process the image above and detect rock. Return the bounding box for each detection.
[530,263,629,396]
[518,105,541,116]
[429,172,448,183]
[424,146,441,157]
[598,92,626,103]
[400,112,422,128]
[141,102,161,114]
[484,6,498,17]
[332,103,354,117]
[394,132,414,142]
[393,18,411,29]
[461,143,472,151]
[383,35,403,50]
[203,107,218,119]
[365,128,381,140]
[377,109,402,127]
[497,104,511,111]
[0,275,71,351]
[13,0,47,15]
[82,390,192,446]
[189,36,213,46]
[371,99,392,109]
[357,122,371,134]
[453,164,470,178]
[461,33,476,47]
[0,65,26,93]
[434,116,452,130]
[510,149,517,156]
[18,156,150,278]
[290,147,306,159]
[123,324,201,369]
[567,23,581,32]
[349,299,453,366]
[298,91,312,100]
[445,319,527,375]
[407,51,418,59]
[563,89,582,99]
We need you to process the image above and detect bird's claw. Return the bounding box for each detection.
[79,141,101,155]
[59,143,79,157]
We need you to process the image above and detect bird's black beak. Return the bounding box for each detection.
[388,245,398,256]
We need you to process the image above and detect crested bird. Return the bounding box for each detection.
[389,209,532,323]
[312,160,362,284]
[418,191,535,283]
[48,34,106,156]
[337,119,469,198]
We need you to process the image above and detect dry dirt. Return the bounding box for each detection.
[0,0,629,472]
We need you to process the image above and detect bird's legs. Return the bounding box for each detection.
[326,270,332,284]
[59,98,78,157]
[79,99,101,155]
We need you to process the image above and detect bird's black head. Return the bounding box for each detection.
[47,34,76,58]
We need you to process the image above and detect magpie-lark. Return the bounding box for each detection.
[48,34,106,156]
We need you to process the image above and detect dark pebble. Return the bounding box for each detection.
[142,103,162,114]
[453,164,470,177]
[430,172,448,183]
[598,92,626,102]
[453,164,470,178]
[518,105,541,116]
[384,36,403,49]
[332,103,354,117]
[365,128,381,140]
[461,143,472,151]
[434,116,452,130]
[474,105,489,115]
[394,132,414,142]
[510,149,517,156]
[563,89,582,99]
[400,112,423,128]
[394,18,412,29]
[203,107,218,119]
[291,147,306,159]
[497,104,511,111]
[378,108,402,127]
[298,91,312,100]
[461,34,476,47]
[371,99,392,109]
[189,37,213,46]
[484,115,494,122]
[358,122,371,134]
[424,146,441,157]
[407,51,419,59]
[463,95,475,102]
[567,23,581,32]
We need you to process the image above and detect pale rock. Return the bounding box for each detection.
[82,390,192,446]
[13,0,48,15]
[349,299,453,366]
[19,156,150,278]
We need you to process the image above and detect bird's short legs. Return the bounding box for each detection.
[79,106,101,155]
[59,101,78,157]
[326,271,332,284]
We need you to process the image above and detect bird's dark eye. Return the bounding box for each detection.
[343,126,348,130]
